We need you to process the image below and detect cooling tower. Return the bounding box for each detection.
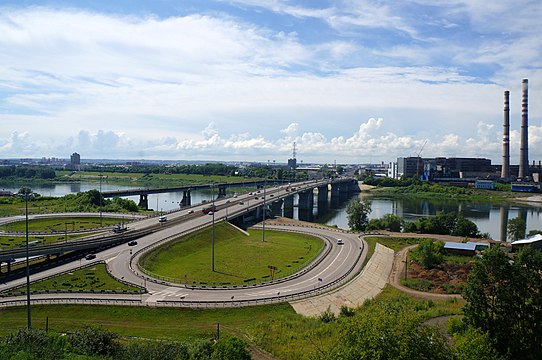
[519,79,529,178]
[501,90,510,178]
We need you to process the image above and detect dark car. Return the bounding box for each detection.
[128,240,137,246]
[85,254,96,260]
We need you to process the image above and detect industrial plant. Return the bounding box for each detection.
[386,79,540,192]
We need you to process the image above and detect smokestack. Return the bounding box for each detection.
[501,90,510,178]
[519,79,529,178]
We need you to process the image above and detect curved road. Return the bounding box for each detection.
[1,181,368,308]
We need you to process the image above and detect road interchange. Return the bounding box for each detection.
[0,180,369,309]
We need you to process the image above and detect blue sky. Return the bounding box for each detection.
[1,0,541,164]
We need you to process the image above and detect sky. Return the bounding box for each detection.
[1,0,541,164]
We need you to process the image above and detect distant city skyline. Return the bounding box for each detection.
[1,1,541,164]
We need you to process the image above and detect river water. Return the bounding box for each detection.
[2,182,541,241]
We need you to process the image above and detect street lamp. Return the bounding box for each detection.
[99,171,103,227]
[20,189,32,329]
[211,184,215,272]
[262,179,266,242]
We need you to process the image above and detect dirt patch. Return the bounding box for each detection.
[405,261,473,294]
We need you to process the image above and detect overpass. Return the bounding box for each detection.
[0,178,359,273]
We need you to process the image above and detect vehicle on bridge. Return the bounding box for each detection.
[159,215,167,222]
[202,206,216,214]
[113,224,128,233]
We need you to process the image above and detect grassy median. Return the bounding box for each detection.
[140,222,325,286]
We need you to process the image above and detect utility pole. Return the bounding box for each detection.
[24,190,32,329]
[211,184,215,272]
[262,179,266,242]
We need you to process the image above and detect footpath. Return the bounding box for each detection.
[290,243,394,316]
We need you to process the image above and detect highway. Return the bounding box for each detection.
[1,179,367,308]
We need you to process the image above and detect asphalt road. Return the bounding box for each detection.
[1,180,367,307]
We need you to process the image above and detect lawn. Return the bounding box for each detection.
[1,216,122,233]
[0,303,295,342]
[1,263,142,297]
[0,233,96,250]
[140,222,325,286]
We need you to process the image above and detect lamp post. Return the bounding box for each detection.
[23,189,32,329]
[262,179,266,242]
[99,172,103,227]
[211,184,215,272]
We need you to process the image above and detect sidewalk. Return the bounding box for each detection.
[290,243,394,316]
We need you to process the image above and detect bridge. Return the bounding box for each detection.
[101,180,289,209]
[0,178,359,273]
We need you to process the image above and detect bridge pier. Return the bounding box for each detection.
[180,190,191,207]
[271,199,283,217]
[283,195,294,218]
[298,189,314,222]
[217,186,227,198]
[330,184,340,208]
[138,194,149,210]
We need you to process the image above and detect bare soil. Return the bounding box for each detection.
[406,260,474,294]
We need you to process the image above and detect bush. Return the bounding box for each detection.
[2,328,66,360]
[412,239,444,269]
[67,326,119,357]
[120,341,190,360]
[211,337,251,360]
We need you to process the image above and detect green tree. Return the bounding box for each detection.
[67,326,119,357]
[316,299,453,360]
[507,216,526,240]
[452,215,480,237]
[463,246,542,359]
[2,328,66,360]
[381,213,403,232]
[211,337,251,360]
[453,326,504,360]
[346,197,371,231]
[413,239,444,269]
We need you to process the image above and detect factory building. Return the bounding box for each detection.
[396,157,496,179]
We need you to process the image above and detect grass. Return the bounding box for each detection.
[0,303,295,342]
[1,263,142,297]
[400,277,434,292]
[1,216,122,233]
[0,233,96,250]
[140,222,325,286]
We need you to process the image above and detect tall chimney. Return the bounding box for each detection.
[519,79,529,178]
[501,90,510,178]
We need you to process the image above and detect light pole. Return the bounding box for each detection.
[211,184,215,272]
[99,172,103,227]
[262,179,266,242]
[23,190,32,329]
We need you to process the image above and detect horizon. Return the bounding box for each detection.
[1,1,541,163]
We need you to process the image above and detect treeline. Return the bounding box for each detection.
[0,326,251,360]
[0,166,55,180]
[85,163,238,176]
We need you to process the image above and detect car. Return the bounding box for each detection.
[239,201,244,205]
[187,210,194,214]
[85,254,96,260]
[254,196,259,199]
[159,215,167,222]
[128,240,137,246]
[270,194,274,197]
[207,211,214,215]
[249,192,253,195]
[226,200,231,203]
[337,239,344,245]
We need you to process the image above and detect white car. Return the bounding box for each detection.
[337,239,344,245]
[159,215,167,222]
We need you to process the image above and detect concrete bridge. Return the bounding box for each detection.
[0,178,359,276]
[101,180,288,209]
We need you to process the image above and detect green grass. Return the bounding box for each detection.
[0,233,96,250]
[443,253,475,265]
[0,303,295,342]
[1,216,122,233]
[400,277,434,292]
[140,222,325,286]
[1,263,142,297]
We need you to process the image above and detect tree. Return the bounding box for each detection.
[211,337,251,360]
[316,298,453,360]
[463,246,542,359]
[346,197,371,231]
[452,215,480,237]
[413,239,444,269]
[67,326,119,357]
[507,216,526,240]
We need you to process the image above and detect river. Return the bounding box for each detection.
[2,181,541,241]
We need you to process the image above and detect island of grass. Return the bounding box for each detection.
[1,263,142,297]
[139,222,325,286]
[1,216,126,233]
